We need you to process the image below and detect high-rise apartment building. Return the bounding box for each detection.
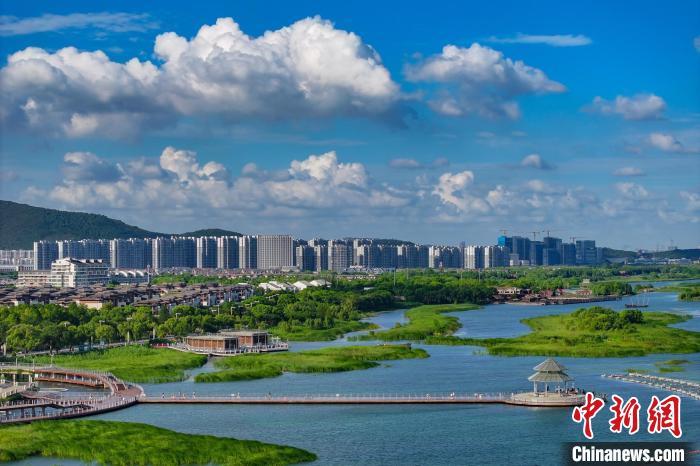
[109,238,151,269]
[295,245,315,271]
[256,235,294,269]
[464,245,485,270]
[239,235,258,269]
[484,245,508,268]
[216,236,239,269]
[33,241,59,270]
[196,237,218,268]
[328,240,352,272]
[313,245,328,271]
[576,240,598,265]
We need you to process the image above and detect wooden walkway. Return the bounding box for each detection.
[141,392,585,407]
[603,373,700,400]
[0,364,143,425]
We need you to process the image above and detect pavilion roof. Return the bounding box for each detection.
[533,358,567,372]
[528,371,573,383]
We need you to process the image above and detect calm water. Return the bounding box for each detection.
[13,289,700,465]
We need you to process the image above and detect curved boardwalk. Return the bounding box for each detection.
[603,373,700,401]
[0,364,143,425]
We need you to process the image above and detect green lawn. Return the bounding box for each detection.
[195,344,428,382]
[428,307,700,357]
[270,320,377,341]
[36,345,207,383]
[0,420,315,465]
[351,303,480,342]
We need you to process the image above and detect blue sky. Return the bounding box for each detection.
[0,0,698,249]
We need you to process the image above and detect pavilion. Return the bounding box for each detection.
[528,358,573,394]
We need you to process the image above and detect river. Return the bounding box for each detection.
[12,285,700,465]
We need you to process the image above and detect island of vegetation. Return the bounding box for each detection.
[194,344,427,382]
[425,307,700,357]
[37,346,206,383]
[0,420,316,465]
[351,303,480,342]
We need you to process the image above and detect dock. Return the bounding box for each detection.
[603,373,700,400]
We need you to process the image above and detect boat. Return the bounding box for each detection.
[624,292,649,308]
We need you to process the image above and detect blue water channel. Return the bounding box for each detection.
[13,282,700,465]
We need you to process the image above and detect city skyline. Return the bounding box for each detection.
[1,1,699,249]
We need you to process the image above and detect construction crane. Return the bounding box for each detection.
[542,229,562,238]
[528,231,542,241]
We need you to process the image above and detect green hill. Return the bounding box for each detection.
[0,201,241,249]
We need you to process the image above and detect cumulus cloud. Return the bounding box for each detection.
[680,191,700,211]
[588,94,666,120]
[1,16,400,137]
[0,12,159,36]
[487,33,592,47]
[520,153,554,170]
[404,43,565,119]
[648,132,696,153]
[25,148,409,215]
[615,182,649,200]
[62,151,124,182]
[432,171,489,213]
[613,166,645,177]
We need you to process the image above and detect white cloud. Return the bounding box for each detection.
[1,16,400,137]
[62,151,124,182]
[25,148,409,215]
[589,94,666,120]
[680,191,700,212]
[615,182,649,200]
[613,166,645,177]
[520,153,554,170]
[432,171,489,213]
[405,43,565,119]
[0,12,159,36]
[648,132,695,153]
[694,36,700,52]
[389,158,422,169]
[389,157,450,169]
[487,33,592,47]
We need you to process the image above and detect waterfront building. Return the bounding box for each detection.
[238,235,258,269]
[216,236,239,269]
[181,330,287,355]
[257,235,294,269]
[33,241,58,270]
[196,236,218,269]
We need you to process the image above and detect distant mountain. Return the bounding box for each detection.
[602,246,700,261]
[0,201,241,249]
[179,229,242,237]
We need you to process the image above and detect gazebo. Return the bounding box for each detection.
[528,358,573,393]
